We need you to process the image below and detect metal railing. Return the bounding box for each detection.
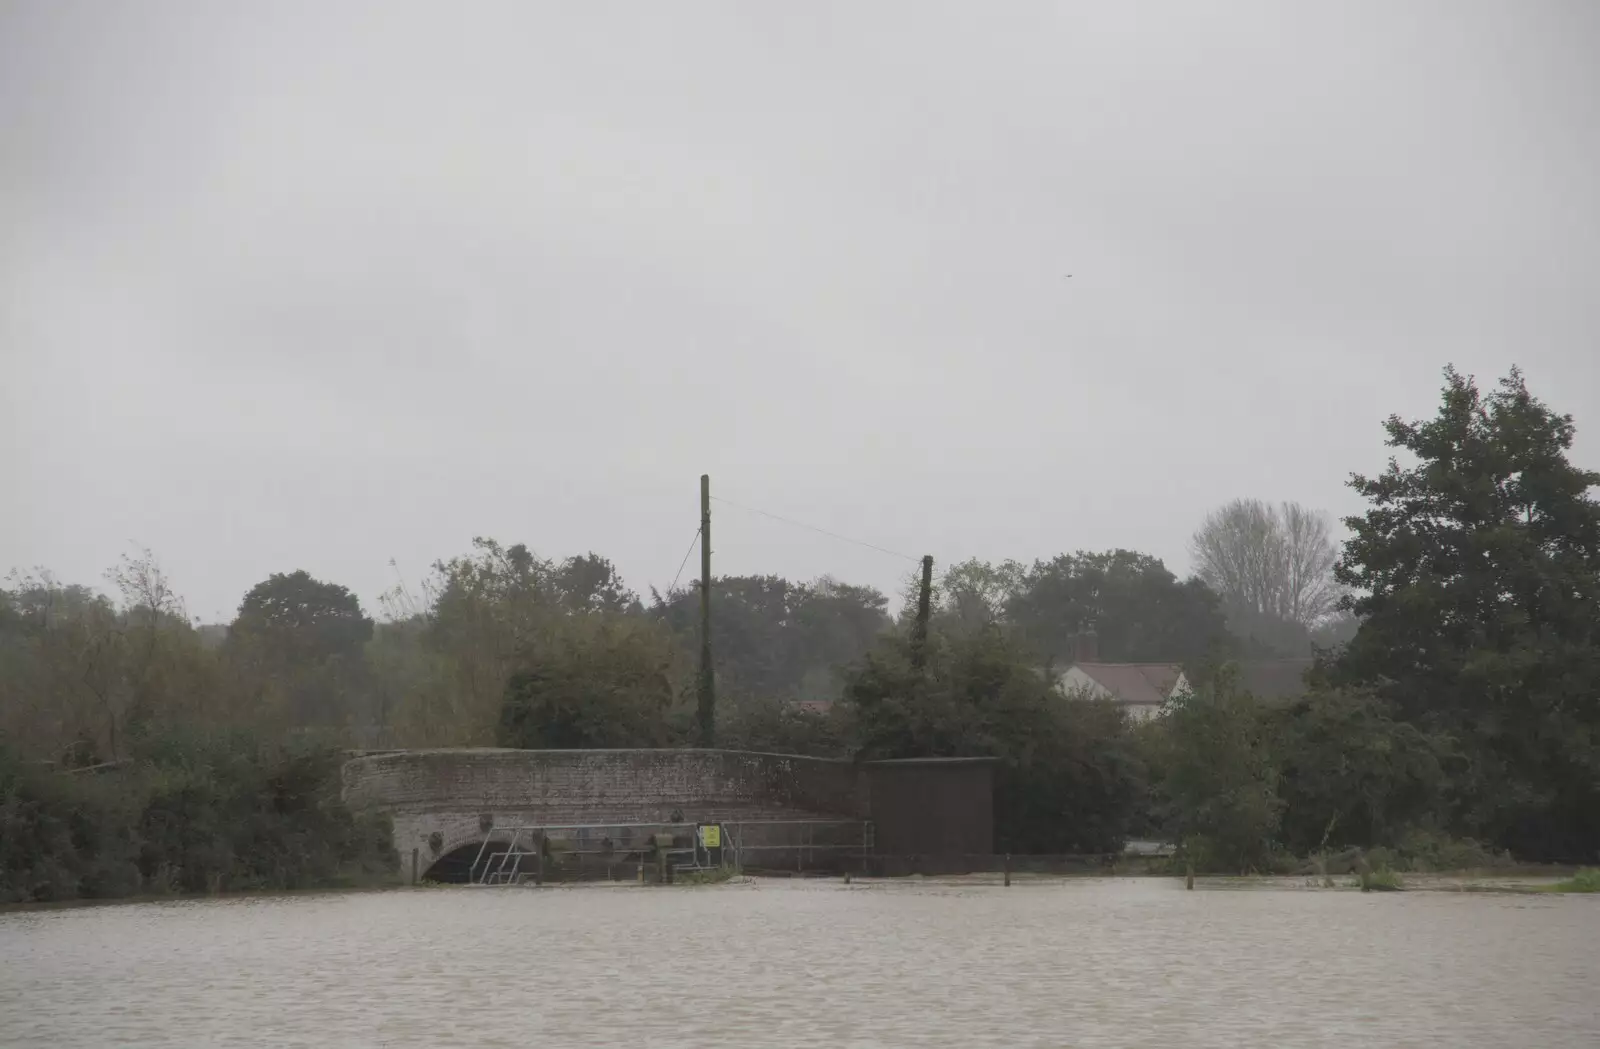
[720,820,873,875]
[460,819,876,885]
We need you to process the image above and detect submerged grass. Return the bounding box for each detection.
[675,866,739,886]
[1357,868,1405,892]
[1540,868,1600,894]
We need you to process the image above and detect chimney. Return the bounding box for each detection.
[1074,628,1099,664]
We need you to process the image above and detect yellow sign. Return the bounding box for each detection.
[698,824,721,848]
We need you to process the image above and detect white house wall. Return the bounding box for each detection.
[1055,666,1113,700]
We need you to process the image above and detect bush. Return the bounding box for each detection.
[1549,869,1600,893]
[1359,867,1405,892]
[843,626,1144,854]
[0,733,396,903]
[1390,830,1512,872]
[1149,679,1282,873]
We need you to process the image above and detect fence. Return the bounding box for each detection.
[447,819,875,885]
[431,818,1167,885]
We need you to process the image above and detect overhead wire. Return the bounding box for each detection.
[709,494,921,563]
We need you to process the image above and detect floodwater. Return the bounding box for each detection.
[2,878,1596,1048]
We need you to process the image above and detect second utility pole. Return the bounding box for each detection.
[911,554,934,671]
[697,473,715,746]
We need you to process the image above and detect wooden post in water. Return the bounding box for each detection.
[1185,858,1195,891]
[1004,853,1011,887]
[535,844,543,886]
[411,847,418,885]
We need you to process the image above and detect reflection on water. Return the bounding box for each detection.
[2,878,1596,1048]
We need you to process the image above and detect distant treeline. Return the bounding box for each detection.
[3,366,1597,901]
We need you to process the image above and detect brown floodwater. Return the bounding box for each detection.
[1,877,1596,1047]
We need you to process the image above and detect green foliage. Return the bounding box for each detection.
[843,625,1144,854]
[1334,367,1600,862]
[1269,690,1448,855]
[652,575,891,705]
[0,565,230,764]
[231,570,374,662]
[1547,868,1600,893]
[227,570,375,728]
[1359,866,1405,892]
[714,692,852,758]
[0,735,395,903]
[1363,830,1512,874]
[1006,550,1235,668]
[497,615,683,749]
[675,866,738,885]
[1148,675,1283,873]
[0,747,137,901]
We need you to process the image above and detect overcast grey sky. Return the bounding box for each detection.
[3,1,1597,622]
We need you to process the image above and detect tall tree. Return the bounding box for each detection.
[1148,674,1283,873]
[1005,550,1233,669]
[1334,366,1600,861]
[0,575,126,762]
[228,570,374,726]
[231,571,373,662]
[1190,499,1341,636]
[497,614,682,749]
[652,575,890,703]
[931,558,1024,633]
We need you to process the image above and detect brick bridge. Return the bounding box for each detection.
[341,748,994,880]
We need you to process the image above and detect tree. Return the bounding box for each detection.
[843,624,1143,853]
[497,615,682,749]
[1334,366,1600,861]
[1269,690,1447,855]
[651,574,890,704]
[1149,674,1283,873]
[230,571,373,662]
[420,539,553,733]
[926,558,1024,633]
[1190,499,1341,654]
[104,548,216,738]
[1004,550,1233,669]
[0,573,127,762]
[549,553,640,614]
[227,570,374,726]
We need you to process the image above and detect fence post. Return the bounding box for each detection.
[1004,853,1011,887]
[411,847,419,885]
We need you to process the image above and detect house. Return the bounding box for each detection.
[1055,662,1189,722]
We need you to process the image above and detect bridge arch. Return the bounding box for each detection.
[423,836,520,883]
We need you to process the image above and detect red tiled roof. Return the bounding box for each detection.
[1070,663,1183,706]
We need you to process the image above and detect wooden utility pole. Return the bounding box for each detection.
[911,554,934,670]
[697,473,715,745]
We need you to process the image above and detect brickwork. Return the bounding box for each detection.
[341,747,994,878]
